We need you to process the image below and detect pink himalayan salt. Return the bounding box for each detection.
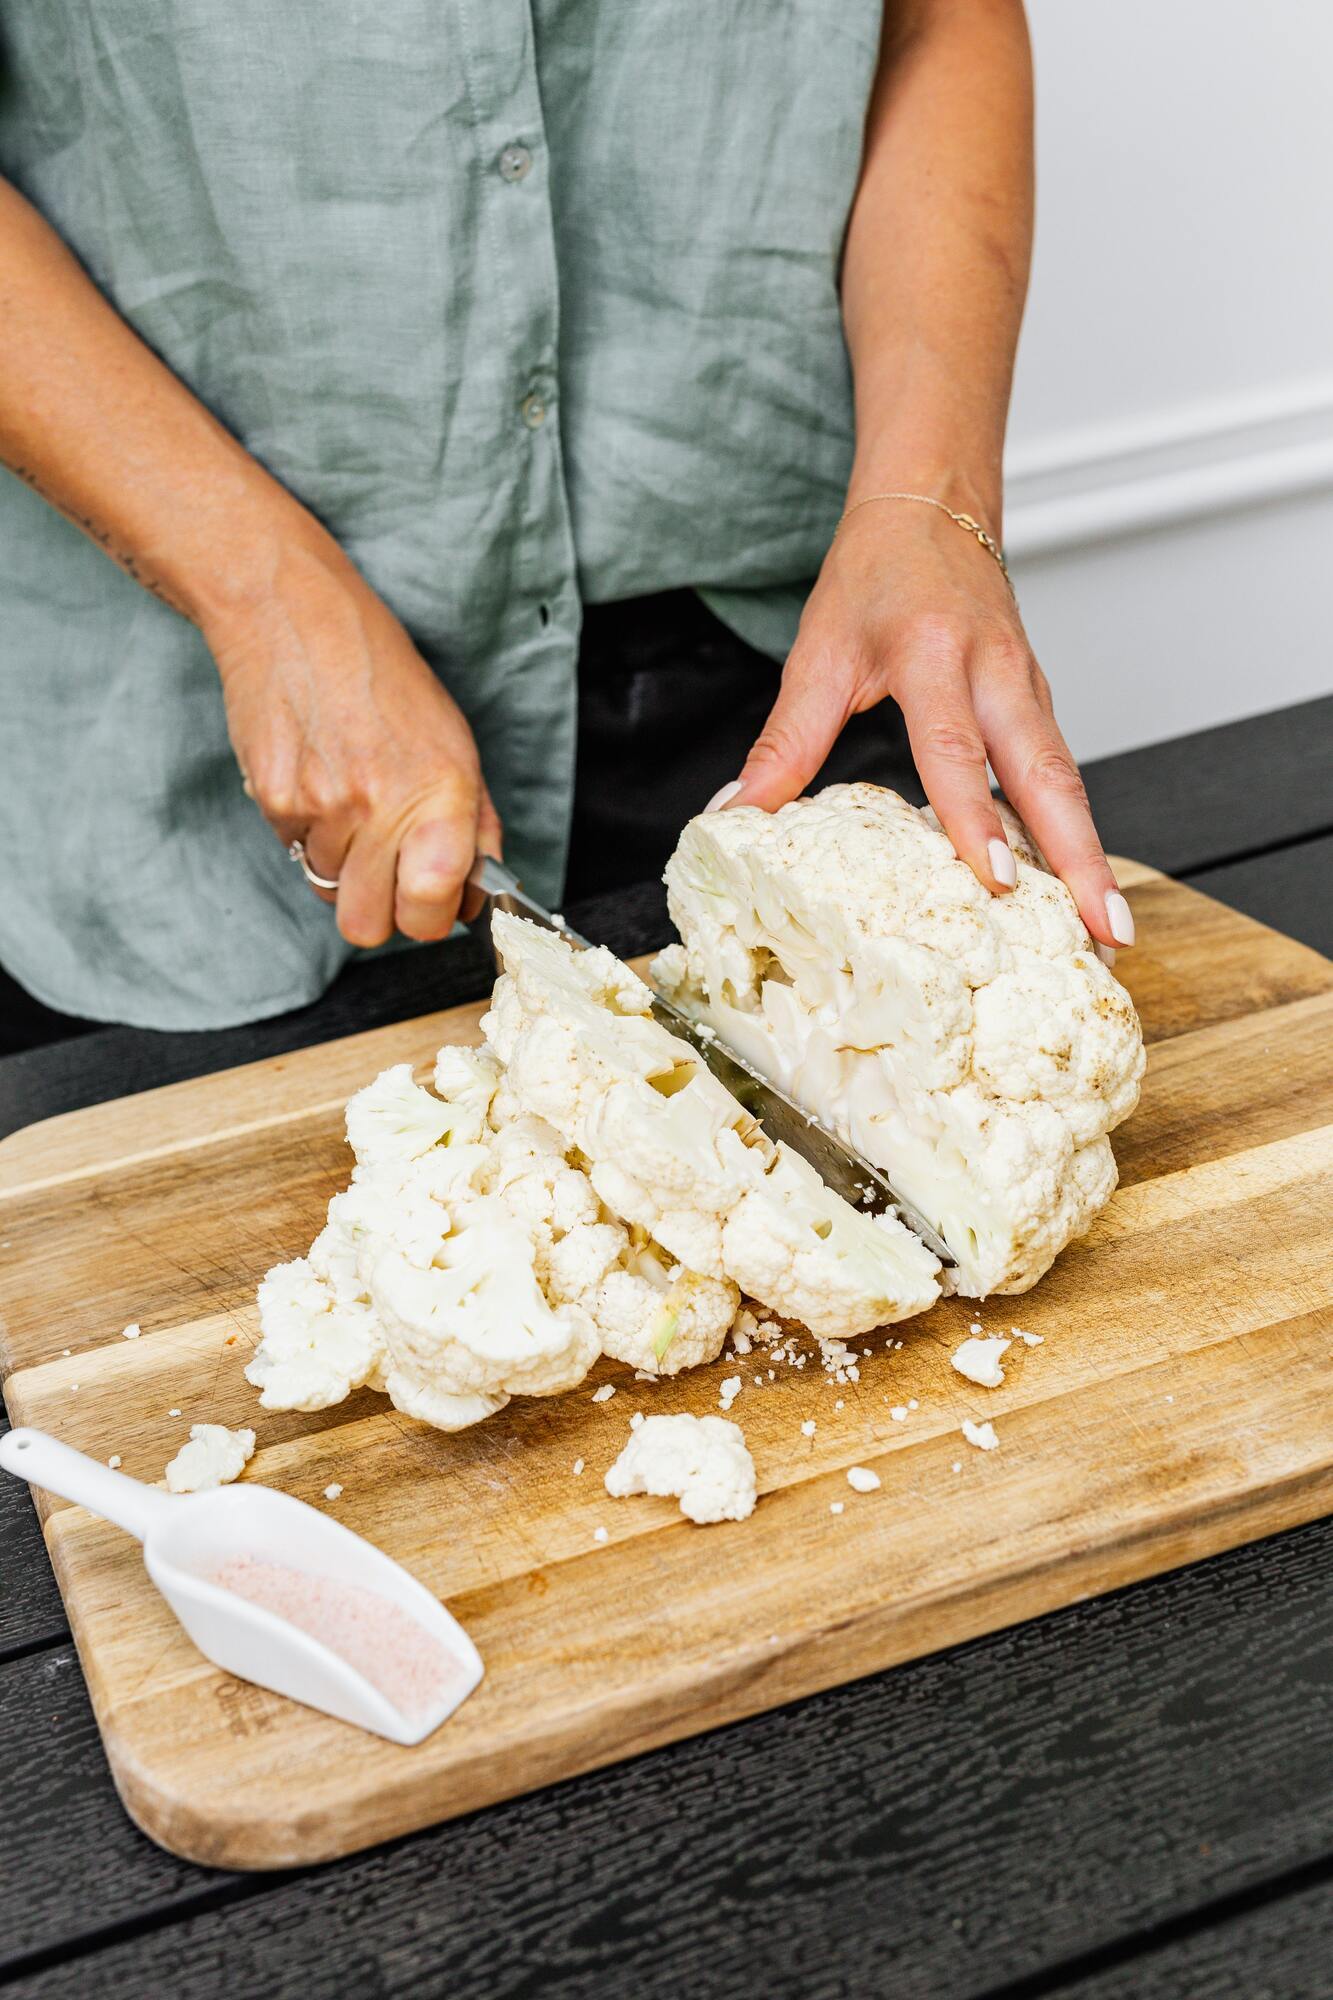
[210,1555,465,1722]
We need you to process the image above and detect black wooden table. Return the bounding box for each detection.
[2,698,1331,2000]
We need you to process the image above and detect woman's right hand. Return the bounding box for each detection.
[206,533,500,948]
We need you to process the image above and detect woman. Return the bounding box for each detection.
[0,0,1132,1035]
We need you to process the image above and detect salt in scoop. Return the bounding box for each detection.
[0,1427,482,1745]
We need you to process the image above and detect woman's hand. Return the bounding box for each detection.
[207,533,500,948]
[716,503,1134,953]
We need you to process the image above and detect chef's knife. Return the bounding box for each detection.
[468,853,953,1265]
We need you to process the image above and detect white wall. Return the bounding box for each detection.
[1005,1,1333,761]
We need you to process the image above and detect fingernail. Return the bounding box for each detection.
[988,837,1017,889]
[704,778,745,814]
[1095,942,1117,969]
[1105,889,1136,947]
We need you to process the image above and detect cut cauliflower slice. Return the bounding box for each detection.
[657,783,1145,1296]
[484,912,940,1336]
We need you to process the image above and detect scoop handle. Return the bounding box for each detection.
[0,1427,174,1542]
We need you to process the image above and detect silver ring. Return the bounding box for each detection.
[288,838,340,891]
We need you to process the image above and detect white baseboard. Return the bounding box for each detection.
[1004,378,1333,561]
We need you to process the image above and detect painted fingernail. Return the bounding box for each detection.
[1095,942,1117,969]
[704,778,745,814]
[988,837,1017,889]
[1105,889,1136,947]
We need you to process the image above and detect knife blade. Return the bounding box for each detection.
[468,854,953,1265]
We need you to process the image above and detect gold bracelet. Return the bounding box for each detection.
[835,491,1014,596]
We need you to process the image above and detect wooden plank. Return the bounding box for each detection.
[1083,692,1333,878]
[0,1418,68,1656]
[1,868,1330,1871]
[1189,830,1333,962]
[1055,1876,1333,2000]
[1,1515,1329,1994]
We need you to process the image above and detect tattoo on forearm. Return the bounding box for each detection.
[4,458,190,617]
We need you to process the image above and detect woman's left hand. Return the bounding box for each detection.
[715,501,1134,953]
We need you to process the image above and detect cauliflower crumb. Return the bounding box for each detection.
[593,1526,609,1544]
[962,1418,999,1452]
[630,1411,645,1429]
[951,1460,962,1472]
[800,1419,816,1437]
[167,1407,181,1417]
[107,1455,122,1469]
[120,1322,141,1341]
[591,1383,616,1403]
[165,1424,256,1494]
[572,1457,585,1475]
[834,1398,845,1411]
[830,1501,844,1515]
[847,1466,881,1493]
[719,1374,742,1411]
[1013,1325,1044,1346]
[324,1483,343,1500]
[605,1413,756,1523]
[951,1336,1012,1389]
[890,1405,908,1422]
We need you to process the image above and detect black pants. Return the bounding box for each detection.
[565,589,920,901]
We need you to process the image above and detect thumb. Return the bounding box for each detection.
[723,652,850,812]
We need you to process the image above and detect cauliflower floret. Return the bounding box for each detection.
[246,1257,385,1411]
[587,1240,738,1375]
[344,1063,455,1168]
[604,1413,757,1523]
[431,1044,502,1138]
[485,912,940,1335]
[659,784,1144,1295]
[371,1194,600,1416]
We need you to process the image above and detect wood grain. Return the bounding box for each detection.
[3,1516,1331,1995]
[0,868,1330,1869]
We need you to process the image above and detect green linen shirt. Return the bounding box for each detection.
[0,1,881,1029]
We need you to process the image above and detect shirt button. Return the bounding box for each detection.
[521,392,548,429]
[498,143,532,183]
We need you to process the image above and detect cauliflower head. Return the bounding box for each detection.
[657,783,1144,1296]
[484,912,940,1335]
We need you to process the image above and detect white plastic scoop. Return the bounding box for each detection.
[0,1427,482,1745]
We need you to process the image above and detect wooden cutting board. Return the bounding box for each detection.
[2,860,1331,1870]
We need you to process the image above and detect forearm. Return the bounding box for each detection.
[841,0,1034,528]
[0,177,332,625]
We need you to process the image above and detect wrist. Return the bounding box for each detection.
[842,463,1004,536]
[185,493,356,647]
